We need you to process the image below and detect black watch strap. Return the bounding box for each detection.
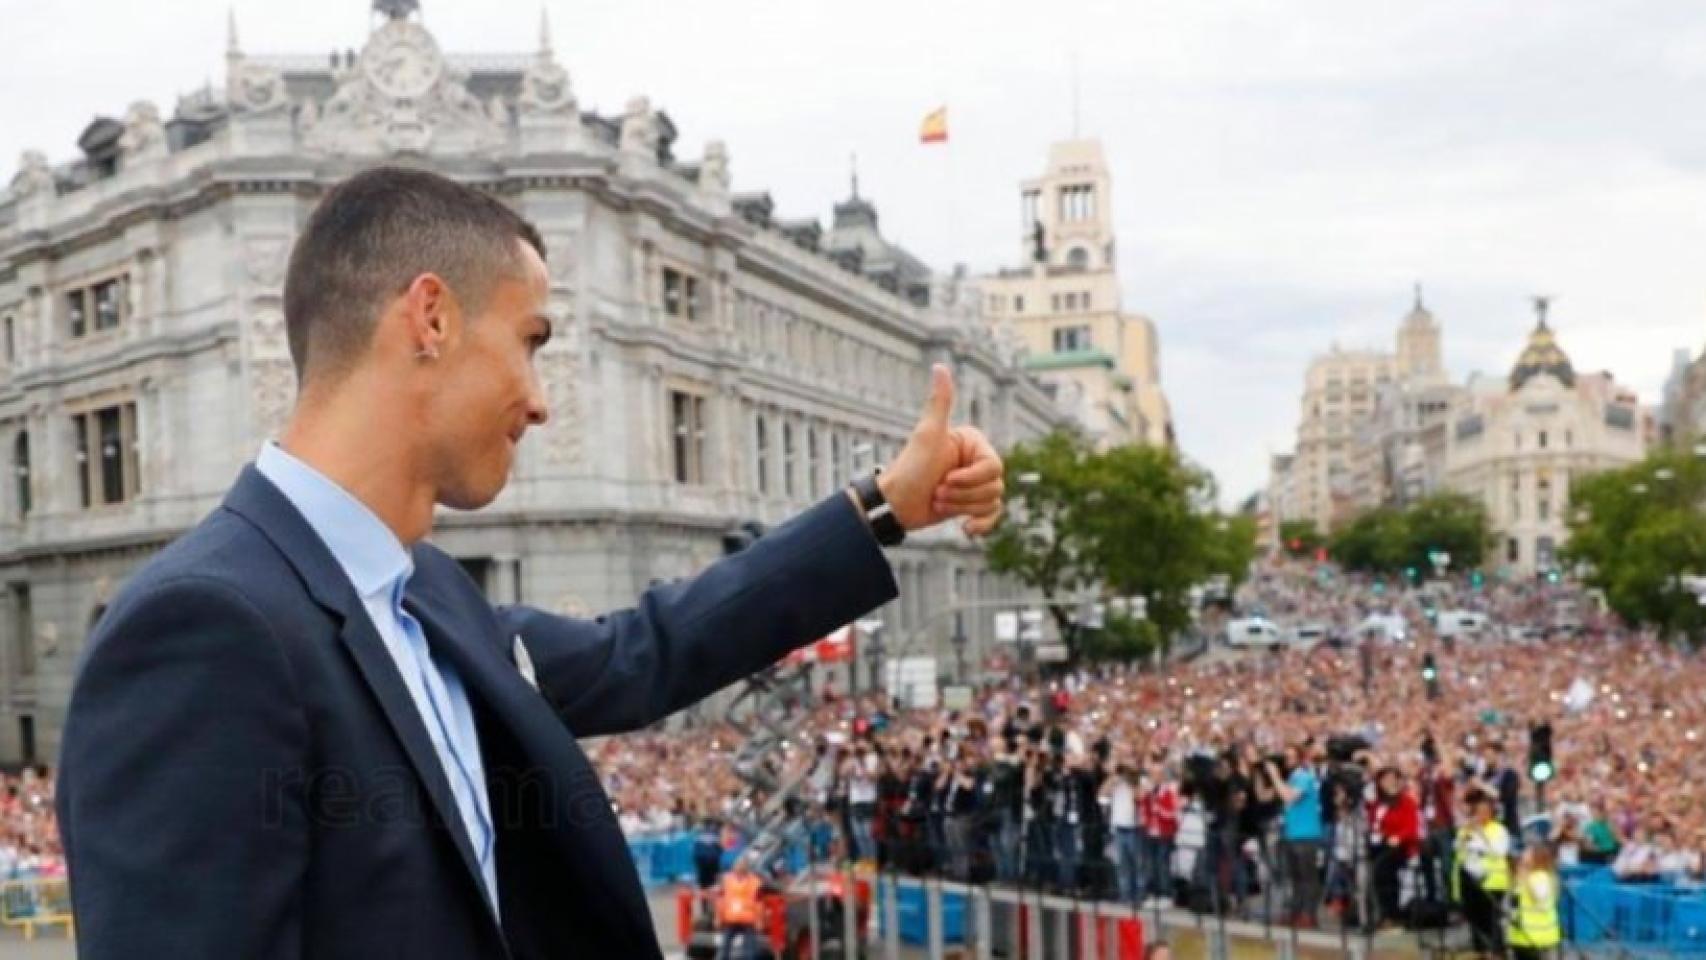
[852,473,906,547]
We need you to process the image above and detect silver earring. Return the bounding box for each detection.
[416,347,439,360]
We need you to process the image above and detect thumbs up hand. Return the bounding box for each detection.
[876,364,1005,537]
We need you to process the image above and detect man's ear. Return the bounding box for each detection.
[404,273,456,355]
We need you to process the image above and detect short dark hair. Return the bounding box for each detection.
[283,166,546,382]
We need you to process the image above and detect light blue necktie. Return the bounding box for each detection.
[390,577,496,910]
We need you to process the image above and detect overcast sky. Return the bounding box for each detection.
[4,0,1704,502]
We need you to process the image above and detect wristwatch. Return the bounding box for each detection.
[851,472,906,547]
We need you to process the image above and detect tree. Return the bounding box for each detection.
[1279,519,1324,558]
[1078,614,1161,664]
[1328,494,1492,577]
[1329,508,1409,574]
[1089,444,1226,643]
[984,431,1102,659]
[985,430,1246,662]
[1565,450,1706,645]
[1403,493,1494,574]
[1205,515,1260,583]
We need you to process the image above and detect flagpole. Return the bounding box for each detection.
[943,117,955,274]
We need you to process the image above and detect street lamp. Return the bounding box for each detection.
[855,618,885,700]
[950,611,969,684]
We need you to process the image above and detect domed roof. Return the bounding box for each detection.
[1509,297,1574,390]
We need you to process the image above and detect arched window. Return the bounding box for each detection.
[1066,247,1090,270]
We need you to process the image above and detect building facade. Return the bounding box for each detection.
[1274,290,1462,534]
[1442,303,1648,575]
[1658,345,1706,450]
[1287,346,1397,533]
[0,3,1060,762]
[977,140,1172,448]
[1351,291,1462,512]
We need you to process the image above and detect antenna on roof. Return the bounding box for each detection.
[849,151,859,199]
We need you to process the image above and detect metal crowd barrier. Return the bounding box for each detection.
[1561,868,1706,956]
[0,876,75,940]
[626,829,820,889]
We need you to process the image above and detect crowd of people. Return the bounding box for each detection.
[598,562,1706,939]
[0,766,62,880]
[9,561,1706,943]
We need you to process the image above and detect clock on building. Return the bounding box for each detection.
[362,24,442,99]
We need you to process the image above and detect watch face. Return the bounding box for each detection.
[365,30,442,99]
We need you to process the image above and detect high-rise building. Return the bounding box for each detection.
[977,140,1171,447]
[1273,289,1463,534]
[1352,290,1463,512]
[0,2,1061,762]
[1395,285,1445,384]
[1286,346,1397,533]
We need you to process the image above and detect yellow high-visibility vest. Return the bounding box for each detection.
[1454,820,1511,897]
[1508,869,1562,949]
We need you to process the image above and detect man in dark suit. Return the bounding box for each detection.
[57,166,1005,959]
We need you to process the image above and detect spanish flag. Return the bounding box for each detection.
[919,106,948,144]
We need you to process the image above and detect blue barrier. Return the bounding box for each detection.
[627,830,821,890]
[1564,876,1706,954]
[872,878,966,946]
[626,831,699,888]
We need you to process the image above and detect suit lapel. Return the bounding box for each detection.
[220,467,502,935]
[333,609,493,917]
[403,563,660,953]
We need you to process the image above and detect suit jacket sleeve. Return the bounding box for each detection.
[58,577,309,960]
[499,492,898,737]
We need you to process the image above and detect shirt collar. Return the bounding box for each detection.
[255,442,412,598]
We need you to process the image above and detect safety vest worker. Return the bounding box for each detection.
[718,863,763,929]
[1454,817,1511,897]
[1508,843,1562,956]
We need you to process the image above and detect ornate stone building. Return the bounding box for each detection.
[1442,301,1648,575]
[0,2,1059,762]
[976,140,1172,448]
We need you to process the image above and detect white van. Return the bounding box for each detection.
[1287,623,1329,648]
[1357,613,1409,644]
[1224,617,1283,648]
[1436,610,1488,640]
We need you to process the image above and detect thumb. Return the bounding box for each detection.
[918,363,954,432]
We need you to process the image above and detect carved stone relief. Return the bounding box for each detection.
[11,150,55,197]
[302,18,505,157]
[119,101,168,161]
[535,349,583,468]
[541,232,577,287]
[242,235,291,289]
[250,359,296,438]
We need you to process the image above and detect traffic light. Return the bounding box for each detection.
[1529,722,1555,784]
[1470,570,1485,590]
[1405,566,1419,585]
[1546,569,1562,585]
[1422,653,1439,700]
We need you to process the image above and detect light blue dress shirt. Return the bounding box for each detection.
[256,443,499,915]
